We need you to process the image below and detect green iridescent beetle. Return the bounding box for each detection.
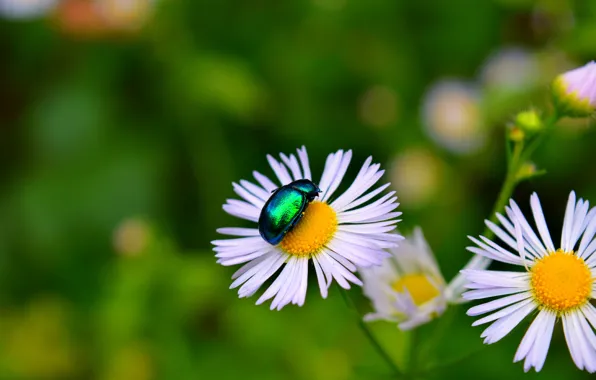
[258,179,321,245]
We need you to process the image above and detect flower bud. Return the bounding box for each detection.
[516,162,537,181]
[508,126,525,142]
[552,61,596,117]
[515,109,543,134]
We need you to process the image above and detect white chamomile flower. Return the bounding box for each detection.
[212,147,403,310]
[463,191,596,373]
[360,227,451,330]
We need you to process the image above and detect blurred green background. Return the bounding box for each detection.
[1,0,596,379]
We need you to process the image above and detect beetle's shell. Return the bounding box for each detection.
[290,179,320,202]
[259,187,307,245]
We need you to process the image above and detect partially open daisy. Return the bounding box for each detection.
[360,227,450,330]
[212,147,402,310]
[463,191,596,373]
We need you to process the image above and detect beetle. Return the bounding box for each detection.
[258,179,321,245]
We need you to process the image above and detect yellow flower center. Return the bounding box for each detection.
[530,250,593,313]
[392,274,440,306]
[279,201,337,257]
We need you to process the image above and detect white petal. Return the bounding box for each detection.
[236,253,287,296]
[569,199,590,251]
[509,199,546,256]
[253,170,277,192]
[515,309,548,363]
[467,292,532,316]
[497,211,540,259]
[462,269,530,288]
[561,191,577,252]
[318,251,362,288]
[223,203,259,222]
[312,255,329,298]
[318,151,342,199]
[217,227,260,237]
[524,310,556,372]
[472,298,533,326]
[480,301,535,344]
[325,248,357,272]
[563,313,584,370]
[322,150,352,202]
[291,257,309,306]
[577,308,596,353]
[267,154,292,185]
[297,146,312,180]
[578,211,596,259]
[212,236,266,248]
[217,249,270,266]
[333,183,389,213]
[271,257,301,310]
[317,253,350,289]
[239,179,270,201]
[530,193,556,253]
[463,286,528,300]
[256,257,295,306]
[280,152,303,181]
[231,252,275,282]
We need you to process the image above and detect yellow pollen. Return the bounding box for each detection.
[392,274,440,306]
[530,249,593,313]
[279,201,337,257]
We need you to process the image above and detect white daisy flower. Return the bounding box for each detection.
[212,147,402,310]
[463,191,596,373]
[360,227,451,330]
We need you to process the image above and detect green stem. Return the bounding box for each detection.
[483,141,524,238]
[407,329,418,374]
[519,111,559,164]
[482,112,561,239]
[338,288,402,376]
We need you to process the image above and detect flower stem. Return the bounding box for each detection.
[483,141,524,238]
[338,287,402,376]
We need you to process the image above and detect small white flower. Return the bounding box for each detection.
[463,191,596,373]
[480,47,540,92]
[0,0,57,19]
[360,227,450,330]
[212,147,402,310]
[422,80,486,155]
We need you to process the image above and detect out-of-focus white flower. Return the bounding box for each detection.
[389,148,443,208]
[360,228,453,330]
[358,85,400,129]
[480,47,540,92]
[552,61,596,117]
[422,80,486,154]
[0,0,58,19]
[112,218,151,257]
